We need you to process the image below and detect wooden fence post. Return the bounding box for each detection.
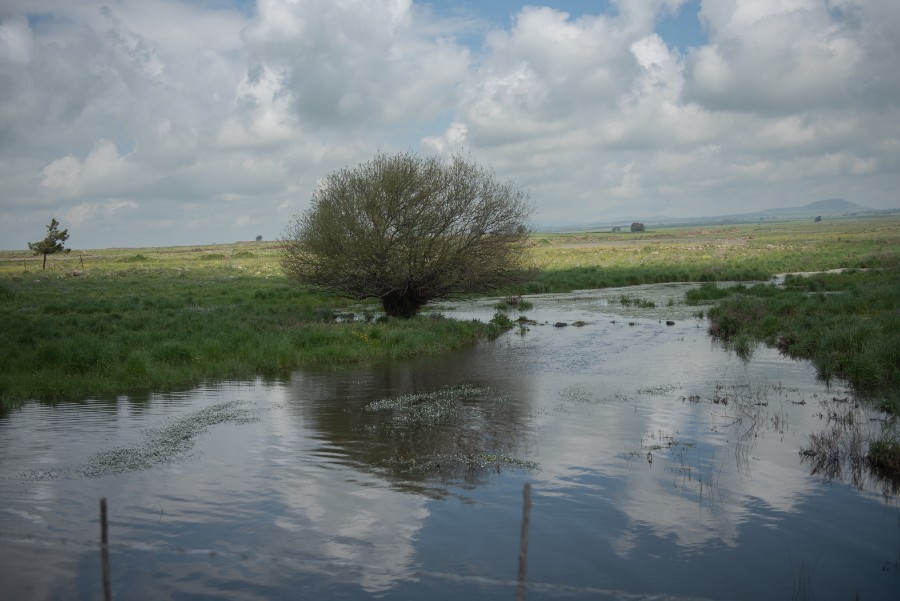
[100,498,112,601]
[516,483,532,601]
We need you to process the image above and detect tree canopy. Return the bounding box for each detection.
[28,218,70,270]
[280,152,534,318]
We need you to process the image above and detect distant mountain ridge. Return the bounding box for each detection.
[755,198,873,215]
[555,198,889,232]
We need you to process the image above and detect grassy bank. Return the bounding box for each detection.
[689,268,899,413]
[689,266,900,481]
[0,270,508,411]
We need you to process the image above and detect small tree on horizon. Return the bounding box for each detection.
[630,222,646,232]
[28,218,70,270]
[256,235,263,241]
[279,151,534,318]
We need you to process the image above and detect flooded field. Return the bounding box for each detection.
[1,283,898,600]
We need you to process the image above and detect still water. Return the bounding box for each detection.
[1,284,898,600]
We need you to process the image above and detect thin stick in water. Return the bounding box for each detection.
[516,483,532,601]
[100,498,112,601]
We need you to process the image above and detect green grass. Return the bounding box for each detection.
[517,217,899,293]
[699,267,900,414]
[0,270,508,411]
[2,216,898,415]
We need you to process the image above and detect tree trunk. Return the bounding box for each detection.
[381,289,426,319]
[42,253,47,271]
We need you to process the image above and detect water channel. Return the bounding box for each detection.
[1,283,898,600]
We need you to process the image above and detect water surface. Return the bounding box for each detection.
[1,284,898,600]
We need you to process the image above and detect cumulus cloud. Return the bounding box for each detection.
[242,0,470,127]
[0,0,897,247]
[685,1,865,113]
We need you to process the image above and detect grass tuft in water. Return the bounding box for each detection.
[494,296,534,312]
[618,294,656,308]
[868,436,900,487]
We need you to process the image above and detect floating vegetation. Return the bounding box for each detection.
[637,384,681,396]
[362,385,536,484]
[365,385,492,425]
[80,401,259,477]
[386,453,538,476]
[557,385,628,407]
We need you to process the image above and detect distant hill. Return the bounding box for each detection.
[557,198,887,232]
[757,198,873,216]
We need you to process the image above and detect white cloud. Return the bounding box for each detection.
[61,199,139,227]
[0,15,32,64]
[40,139,133,196]
[242,0,470,127]
[0,0,897,247]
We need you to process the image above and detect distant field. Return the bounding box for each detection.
[532,215,896,271]
[0,240,284,276]
[3,216,897,284]
[2,216,897,410]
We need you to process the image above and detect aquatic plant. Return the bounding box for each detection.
[618,294,656,308]
[868,436,900,486]
[80,401,259,477]
[363,385,537,484]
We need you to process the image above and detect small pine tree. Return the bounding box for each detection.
[28,218,70,270]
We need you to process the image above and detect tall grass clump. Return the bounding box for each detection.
[868,436,900,486]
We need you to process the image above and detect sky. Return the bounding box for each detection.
[1,0,898,249]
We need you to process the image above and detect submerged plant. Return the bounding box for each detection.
[363,385,536,485]
[81,401,259,477]
[868,435,900,487]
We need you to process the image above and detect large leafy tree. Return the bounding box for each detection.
[28,218,70,270]
[280,152,534,318]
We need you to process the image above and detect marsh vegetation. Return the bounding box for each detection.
[2,216,899,598]
[1,216,896,413]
